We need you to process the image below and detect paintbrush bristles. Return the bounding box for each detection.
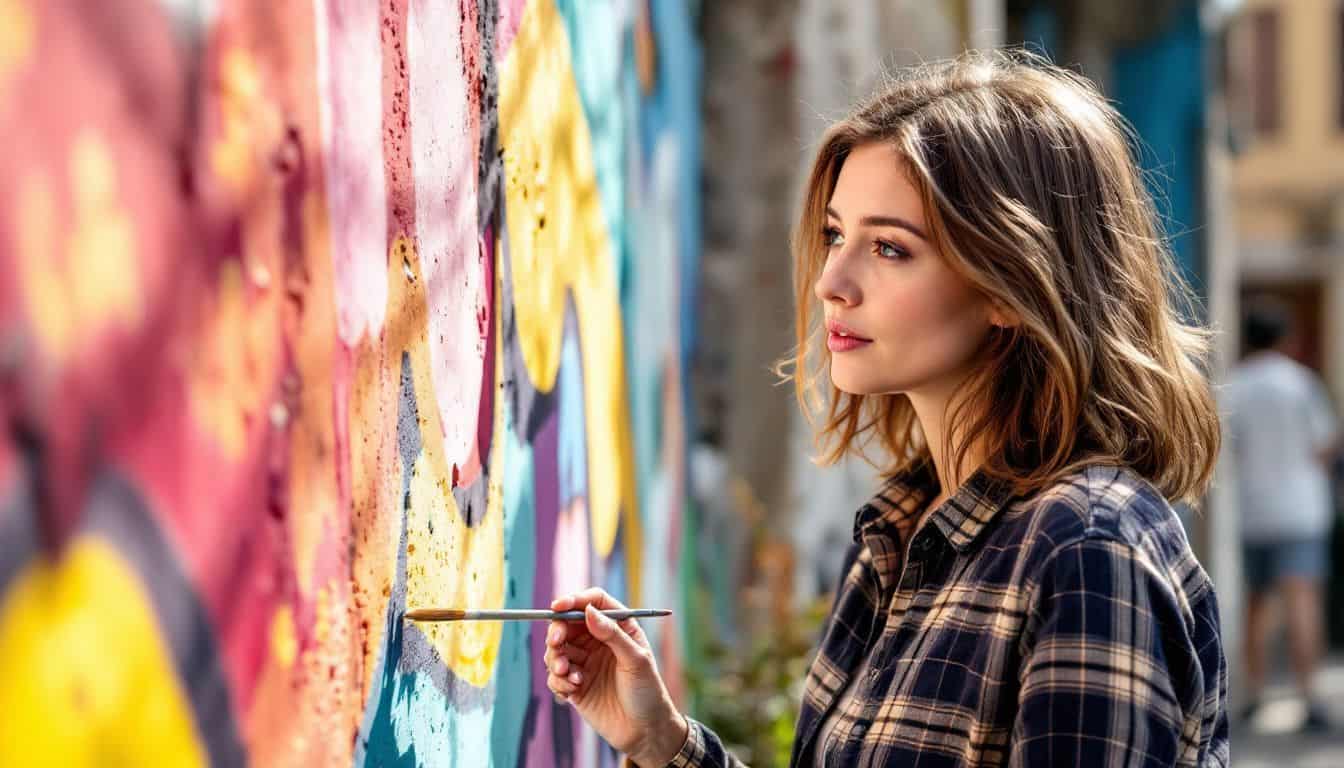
[403,608,466,621]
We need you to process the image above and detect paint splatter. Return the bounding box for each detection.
[0,0,703,764]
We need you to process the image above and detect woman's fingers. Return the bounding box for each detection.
[584,604,653,672]
[552,642,590,665]
[547,620,567,648]
[574,587,628,611]
[548,671,580,695]
[545,642,591,679]
[551,587,629,614]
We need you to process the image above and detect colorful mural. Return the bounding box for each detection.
[0,0,701,764]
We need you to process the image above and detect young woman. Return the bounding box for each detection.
[543,51,1228,767]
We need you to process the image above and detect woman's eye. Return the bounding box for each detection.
[876,240,909,260]
[823,227,844,247]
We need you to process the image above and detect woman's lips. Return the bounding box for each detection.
[827,332,872,352]
[826,318,872,352]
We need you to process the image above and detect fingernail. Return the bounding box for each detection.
[569,671,582,684]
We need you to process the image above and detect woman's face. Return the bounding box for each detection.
[815,142,1000,398]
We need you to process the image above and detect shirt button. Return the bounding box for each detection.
[851,723,867,738]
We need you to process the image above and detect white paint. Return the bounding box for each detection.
[315,0,389,346]
[408,0,486,472]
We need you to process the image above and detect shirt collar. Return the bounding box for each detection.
[852,459,1016,555]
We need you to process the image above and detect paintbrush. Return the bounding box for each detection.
[403,608,673,622]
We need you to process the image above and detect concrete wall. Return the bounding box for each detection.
[0,0,700,765]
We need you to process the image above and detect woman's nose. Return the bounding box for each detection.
[814,254,860,307]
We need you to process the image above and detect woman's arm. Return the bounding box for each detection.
[1010,536,1229,767]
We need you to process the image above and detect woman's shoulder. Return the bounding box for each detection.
[999,464,1210,602]
[1009,464,1178,543]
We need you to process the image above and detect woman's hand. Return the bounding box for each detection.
[543,587,689,767]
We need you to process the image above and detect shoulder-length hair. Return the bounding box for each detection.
[781,50,1219,504]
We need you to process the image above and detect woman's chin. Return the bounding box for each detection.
[829,369,887,396]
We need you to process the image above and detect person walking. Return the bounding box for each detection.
[544,51,1229,766]
[1227,299,1340,732]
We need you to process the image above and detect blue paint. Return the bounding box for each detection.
[554,0,629,293]
[357,612,421,767]
[356,353,423,767]
[646,0,703,365]
[601,525,628,606]
[558,303,588,505]
[490,407,537,768]
[626,136,680,522]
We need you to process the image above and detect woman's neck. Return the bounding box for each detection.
[906,387,989,518]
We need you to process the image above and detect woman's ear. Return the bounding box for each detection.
[987,298,1021,329]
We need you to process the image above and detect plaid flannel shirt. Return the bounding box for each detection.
[660,463,1229,767]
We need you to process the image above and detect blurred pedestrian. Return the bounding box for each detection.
[542,50,1228,767]
[1227,298,1342,732]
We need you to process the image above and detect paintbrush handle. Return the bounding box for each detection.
[404,608,673,622]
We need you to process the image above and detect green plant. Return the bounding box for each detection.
[685,594,831,767]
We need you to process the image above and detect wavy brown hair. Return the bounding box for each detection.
[781,50,1220,504]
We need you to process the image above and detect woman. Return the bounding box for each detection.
[543,51,1228,767]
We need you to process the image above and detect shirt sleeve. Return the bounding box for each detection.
[1307,376,1339,451]
[1009,536,1227,767]
[622,716,750,768]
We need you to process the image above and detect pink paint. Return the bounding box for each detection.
[495,0,529,58]
[407,0,488,479]
[316,0,389,347]
[453,229,497,488]
[551,497,591,604]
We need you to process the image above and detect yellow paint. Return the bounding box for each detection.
[344,232,509,687]
[210,47,283,195]
[188,259,279,459]
[271,604,298,669]
[0,0,34,105]
[347,277,404,696]
[18,132,144,365]
[247,577,356,767]
[16,170,69,357]
[0,538,207,766]
[288,190,340,597]
[499,0,641,590]
[67,132,141,335]
[403,449,505,687]
[392,226,509,685]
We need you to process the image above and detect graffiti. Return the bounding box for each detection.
[0,0,701,765]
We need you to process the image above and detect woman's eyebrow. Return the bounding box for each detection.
[825,205,928,240]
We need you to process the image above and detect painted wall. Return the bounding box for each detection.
[0,0,701,765]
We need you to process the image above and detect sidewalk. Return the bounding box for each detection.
[1232,655,1344,767]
